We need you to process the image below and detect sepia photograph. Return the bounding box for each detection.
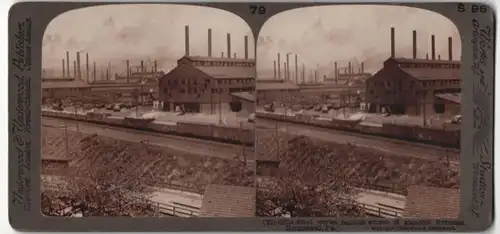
[254,5,461,218]
[41,4,256,217]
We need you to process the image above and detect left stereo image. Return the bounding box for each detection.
[40,4,256,218]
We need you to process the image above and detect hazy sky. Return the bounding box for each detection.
[42,4,254,75]
[256,5,462,78]
[43,4,462,79]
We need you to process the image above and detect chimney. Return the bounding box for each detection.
[284,62,287,80]
[438,54,441,60]
[286,54,290,80]
[448,37,453,61]
[277,53,281,79]
[66,51,70,76]
[344,67,347,75]
[348,62,352,75]
[76,52,81,79]
[234,53,236,58]
[141,60,144,72]
[302,63,305,84]
[294,54,298,83]
[226,33,231,58]
[426,53,429,60]
[185,25,190,56]
[93,61,96,82]
[106,69,109,80]
[273,60,276,78]
[361,62,364,73]
[412,30,417,59]
[85,53,89,83]
[126,60,130,83]
[244,35,249,59]
[334,61,338,84]
[154,60,158,72]
[390,27,395,58]
[431,34,436,60]
[221,52,224,58]
[62,59,65,77]
[208,29,212,57]
[73,61,77,78]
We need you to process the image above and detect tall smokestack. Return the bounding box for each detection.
[391,27,395,58]
[227,33,231,58]
[126,60,130,83]
[62,59,65,77]
[154,60,158,72]
[286,53,290,80]
[448,37,453,61]
[284,62,287,80]
[93,61,96,82]
[412,30,417,59]
[185,25,190,56]
[221,52,224,58]
[277,53,281,79]
[244,36,249,59]
[208,29,212,57]
[85,53,89,83]
[426,53,429,60]
[302,63,305,84]
[273,61,276,78]
[334,62,338,84]
[73,61,77,78]
[295,54,298,83]
[65,51,70,77]
[76,52,81,79]
[438,55,441,60]
[361,62,364,73]
[348,62,352,77]
[431,34,436,60]
[141,60,144,72]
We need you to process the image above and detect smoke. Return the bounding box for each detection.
[256,5,461,78]
[42,4,255,73]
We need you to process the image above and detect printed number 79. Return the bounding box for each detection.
[250,5,266,15]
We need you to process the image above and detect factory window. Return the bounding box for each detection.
[218,80,222,84]
[180,88,185,94]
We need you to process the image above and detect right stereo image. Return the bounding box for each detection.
[254,4,461,218]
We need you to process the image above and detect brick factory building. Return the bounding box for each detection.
[256,79,300,106]
[365,27,461,116]
[159,26,255,113]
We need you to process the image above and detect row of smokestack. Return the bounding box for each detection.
[61,51,159,83]
[184,25,249,59]
[273,53,300,82]
[390,27,453,60]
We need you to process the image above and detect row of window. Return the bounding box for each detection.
[164,78,253,86]
[367,79,460,88]
[369,88,461,97]
[398,63,460,69]
[422,80,460,87]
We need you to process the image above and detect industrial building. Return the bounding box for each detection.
[158,26,255,113]
[255,79,300,106]
[365,27,461,116]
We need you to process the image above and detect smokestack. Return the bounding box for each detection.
[93,61,96,82]
[76,52,81,79]
[154,60,158,72]
[273,61,276,78]
[66,51,70,77]
[141,60,144,72]
[185,25,190,56]
[277,53,281,79]
[448,37,453,61]
[431,34,436,60]
[412,30,417,59]
[234,53,236,58]
[438,54,441,60]
[106,69,109,80]
[244,35,249,59]
[361,62,364,73]
[302,63,305,84]
[208,29,212,57]
[73,61,77,78]
[62,59,65,77]
[85,53,89,83]
[227,33,231,58]
[126,60,130,83]
[221,52,224,58]
[284,62,287,80]
[334,62,338,84]
[286,53,290,80]
[348,62,352,76]
[391,27,395,58]
[295,54,298,83]
[426,53,429,60]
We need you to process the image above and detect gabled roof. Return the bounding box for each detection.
[403,185,460,219]
[200,184,255,217]
[42,79,90,89]
[230,91,255,102]
[400,67,461,81]
[195,66,255,79]
[435,93,462,104]
[180,55,255,64]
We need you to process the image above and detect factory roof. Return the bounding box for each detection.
[391,57,461,65]
[256,80,300,91]
[401,67,461,81]
[230,91,255,102]
[435,93,462,104]
[42,79,90,89]
[403,185,460,219]
[195,66,256,79]
[199,184,255,217]
[181,55,255,63]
